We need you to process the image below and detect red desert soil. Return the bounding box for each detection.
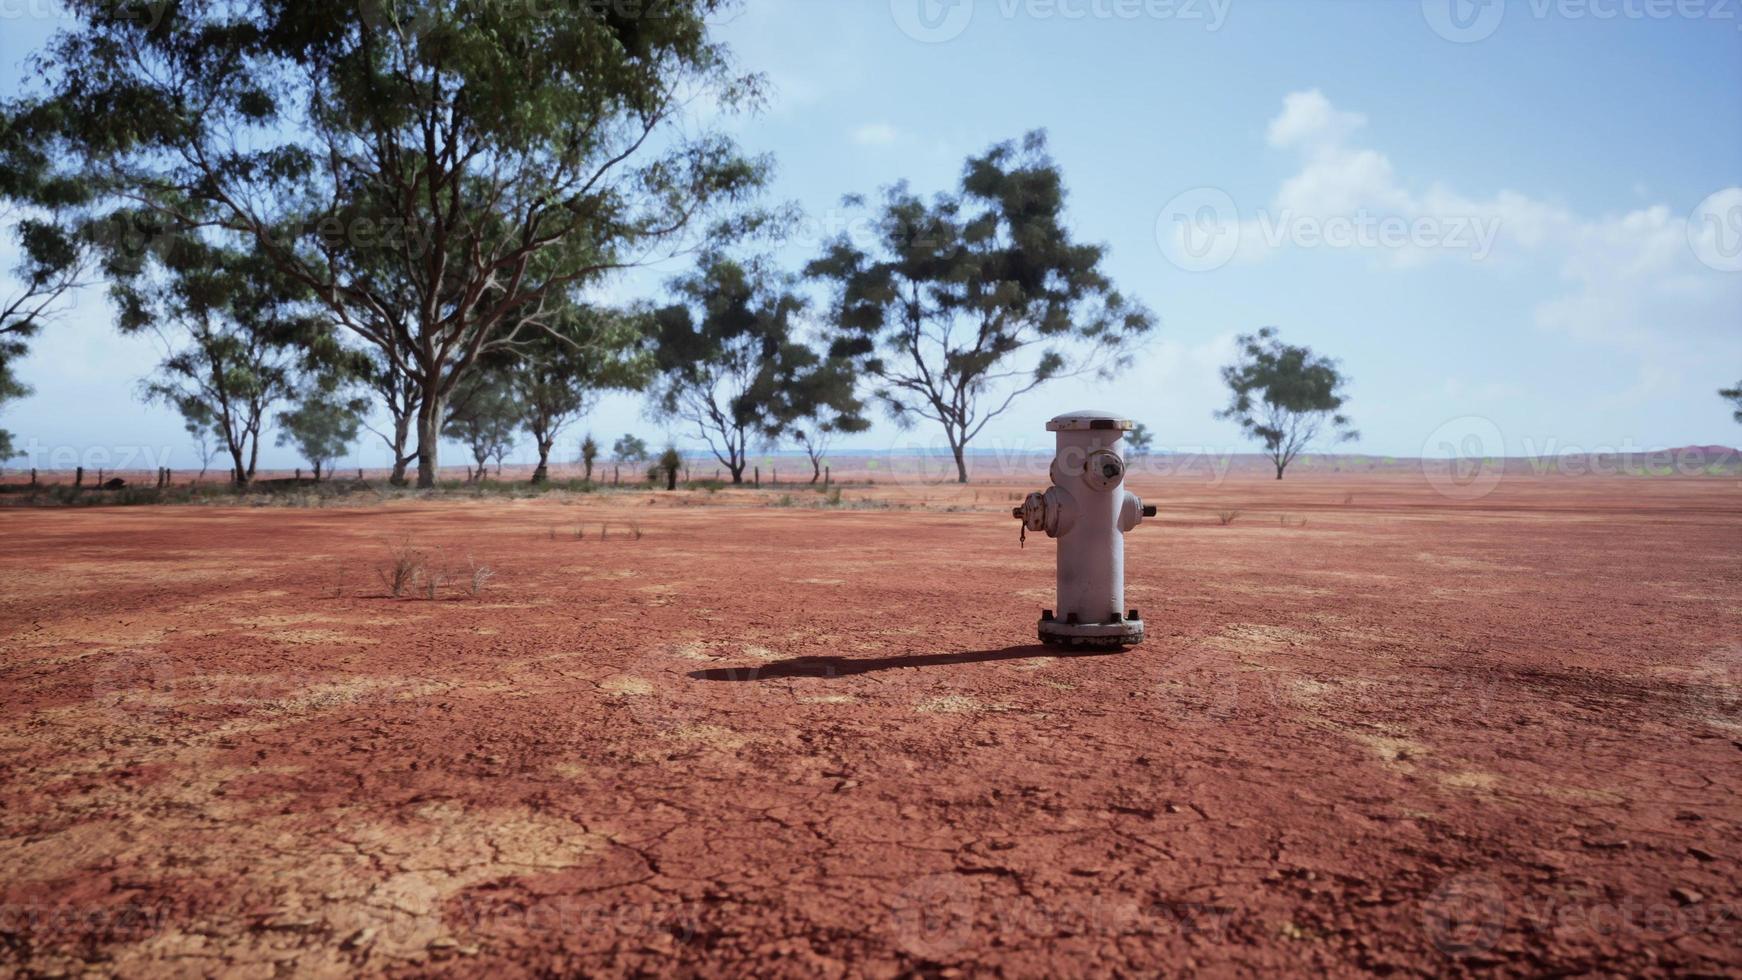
[1,472,1737,976]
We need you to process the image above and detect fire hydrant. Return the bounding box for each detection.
[1013,410,1157,649]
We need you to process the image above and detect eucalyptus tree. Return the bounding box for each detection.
[650,255,832,484]
[504,302,652,484]
[1722,382,1742,424]
[808,131,1155,483]
[443,368,517,482]
[277,385,370,481]
[113,233,334,486]
[1216,327,1357,480]
[20,0,774,486]
[776,349,868,484]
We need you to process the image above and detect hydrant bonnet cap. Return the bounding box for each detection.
[1046,410,1135,432]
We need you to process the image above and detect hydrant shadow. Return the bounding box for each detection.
[687,645,1120,681]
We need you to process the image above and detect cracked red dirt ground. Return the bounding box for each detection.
[1,473,1738,976]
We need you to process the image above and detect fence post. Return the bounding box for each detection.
[824,466,831,489]
[754,466,760,488]
[75,466,84,487]
[613,465,620,486]
[30,468,38,487]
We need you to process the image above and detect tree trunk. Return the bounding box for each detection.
[314,461,324,482]
[228,443,248,487]
[389,413,413,486]
[531,439,553,484]
[666,466,677,491]
[951,441,969,484]
[729,460,744,484]
[1275,461,1285,480]
[415,390,444,489]
[808,454,821,484]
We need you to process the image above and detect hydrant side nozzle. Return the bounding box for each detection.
[1142,504,1157,518]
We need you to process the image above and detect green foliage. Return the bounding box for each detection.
[1126,423,1154,459]
[1215,328,1357,480]
[1721,382,1742,424]
[656,444,684,490]
[20,0,775,486]
[443,369,517,480]
[613,434,650,463]
[580,433,599,481]
[808,130,1154,482]
[114,237,334,485]
[276,386,369,479]
[503,301,652,483]
[651,254,852,483]
[0,107,96,460]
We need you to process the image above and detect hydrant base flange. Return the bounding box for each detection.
[1038,616,1144,650]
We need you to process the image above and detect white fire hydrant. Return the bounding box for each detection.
[1012,410,1156,649]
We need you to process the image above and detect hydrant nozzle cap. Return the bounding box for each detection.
[1046,410,1135,432]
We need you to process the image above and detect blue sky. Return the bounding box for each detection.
[2,0,1739,473]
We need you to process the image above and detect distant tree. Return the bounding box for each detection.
[358,344,422,488]
[114,236,330,486]
[507,303,651,484]
[580,434,600,482]
[613,434,651,465]
[276,385,369,481]
[1722,382,1742,424]
[18,0,775,488]
[444,371,518,483]
[1216,328,1357,480]
[778,354,869,483]
[651,255,828,484]
[658,445,684,491]
[1126,423,1155,459]
[809,131,1155,483]
[192,426,217,481]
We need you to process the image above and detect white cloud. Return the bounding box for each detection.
[850,122,902,146]
[1265,89,1368,152]
[1232,90,1741,363]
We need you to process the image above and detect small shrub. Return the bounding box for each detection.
[423,564,450,600]
[466,555,494,596]
[1216,510,1240,526]
[628,520,644,541]
[379,538,426,598]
